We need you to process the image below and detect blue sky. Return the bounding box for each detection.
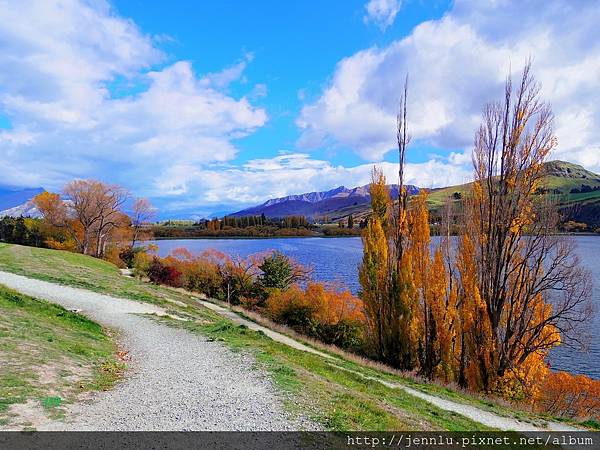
[111,0,451,169]
[1,0,599,218]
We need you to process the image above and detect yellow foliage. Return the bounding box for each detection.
[45,238,78,252]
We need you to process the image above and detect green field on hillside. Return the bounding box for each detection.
[337,161,600,227]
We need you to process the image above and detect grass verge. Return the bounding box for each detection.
[151,312,492,431]
[0,284,122,429]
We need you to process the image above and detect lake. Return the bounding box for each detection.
[151,236,600,379]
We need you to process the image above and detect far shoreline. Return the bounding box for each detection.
[151,232,600,241]
[151,234,362,241]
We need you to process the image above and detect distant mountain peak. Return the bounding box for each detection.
[231,183,418,219]
[0,186,45,213]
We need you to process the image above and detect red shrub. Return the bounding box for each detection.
[147,257,182,287]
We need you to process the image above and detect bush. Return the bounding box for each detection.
[177,254,225,299]
[132,249,153,277]
[45,237,78,252]
[147,257,182,287]
[104,246,126,268]
[259,251,295,290]
[266,282,365,350]
[119,246,147,268]
[267,286,317,332]
[315,319,365,351]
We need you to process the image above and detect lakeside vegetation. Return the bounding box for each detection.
[121,64,599,425]
[0,284,123,429]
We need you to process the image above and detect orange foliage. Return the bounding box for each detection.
[266,282,365,349]
[267,282,363,327]
[104,246,127,268]
[161,249,228,299]
[538,371,600,419]
[266,285,315,323]
[45,237,78,252]
[32,192,66,225]
[305,282,364,325]
[359,169,390,358]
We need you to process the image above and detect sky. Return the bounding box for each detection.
[0,0,599,218]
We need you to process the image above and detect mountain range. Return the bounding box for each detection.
[0,186,44,218]
[231,160,600,228]
[232,184,418,220]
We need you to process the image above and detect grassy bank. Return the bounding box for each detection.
[0,284,122,429]
[0,242,579,431]
[0,243,194,306]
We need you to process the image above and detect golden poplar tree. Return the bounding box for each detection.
[456,62,591,397]
[359,168,391,359]
[359,77,420,370]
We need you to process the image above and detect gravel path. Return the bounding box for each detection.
[0,271,315,431]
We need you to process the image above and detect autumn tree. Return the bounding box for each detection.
[359,167,391,360]
[457,63,592,396]
[538,371,600,419]
[405,191,457,380]
[32,191,81,250]
[34,181,131,258]
[130,197,156,247]
[63,180,129,256]
[360,77,419,369]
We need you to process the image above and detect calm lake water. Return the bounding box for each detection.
[151,236,600,378]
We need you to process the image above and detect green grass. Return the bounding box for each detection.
[580,419,600,430]
[0,284,121,428]
[558,189,600,204]
[0,243,199,307]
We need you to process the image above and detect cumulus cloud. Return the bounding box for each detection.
[363,0,402,31]
[300,0,600,172]
[0,0,266,193]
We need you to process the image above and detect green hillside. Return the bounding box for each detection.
[333,160,600,229]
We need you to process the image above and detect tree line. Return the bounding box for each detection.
[0,216,45,247]
[152,214,320,238]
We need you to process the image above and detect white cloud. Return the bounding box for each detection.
[0,0,266,194]
[364,0,402,31]
[300,0,600,173]
[154,152,471,214]
[200,53,254,88]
